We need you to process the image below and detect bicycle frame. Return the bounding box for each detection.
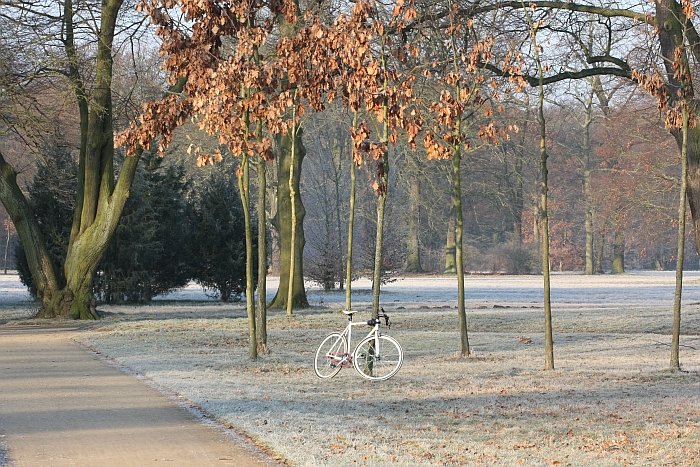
[337,313,381,356]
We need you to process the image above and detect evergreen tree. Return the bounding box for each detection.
[192,171,256,302]
[95,154,194,303]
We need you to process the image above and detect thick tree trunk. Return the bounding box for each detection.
[0,151,60,300]
[683,126,700,254]
[404,180,423,273]
[269,130,309,309]
[611,226,625,274]
[655,0,700,256]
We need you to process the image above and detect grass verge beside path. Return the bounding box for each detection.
[73,303,700,466]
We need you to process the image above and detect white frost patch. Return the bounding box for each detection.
[2,272,700,465]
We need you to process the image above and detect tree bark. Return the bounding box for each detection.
[238,154,257,360]
[404,180,423,273]
[611,226,625,274]
[671,105,688,371]
[269,130,309,310]
[256,158,268,353]
[582,90,595,275]
[345,115,359,311]
[444,216,456,273]
[453,147,470,357]
[531,20,555,370]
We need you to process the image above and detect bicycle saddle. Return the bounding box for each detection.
[342,309,361,315]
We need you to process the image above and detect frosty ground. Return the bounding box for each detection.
[1,272,699,466]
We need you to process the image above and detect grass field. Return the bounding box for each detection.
[2,273,699,465]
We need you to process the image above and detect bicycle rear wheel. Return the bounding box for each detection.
[353,334,403,381]
[314,333,348,378]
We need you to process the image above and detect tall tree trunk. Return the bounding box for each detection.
[444,216,457,273]
[371,98,390,319]
[2,0,190,319]
[256,158,268,353]
[345,115,359,311]
[0,150,60,298]
[582,91,595,275]
[671,105,689,371]
[453,146,470,357]
[238,154,257,360]
[594,225,606,274]
[269,130,309,310]
[611,226,625,274]
[655,0,700,257]
[685,127,700,254]
[404,179,423,272]
[513,144,524,245]
[286,107,299,317]
[584,186,594,274]
[531,20,554,371]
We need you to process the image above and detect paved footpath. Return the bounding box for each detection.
[0,325,278,467]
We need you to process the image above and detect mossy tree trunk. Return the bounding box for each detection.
[0,0,147,319]
[269,129,309,310]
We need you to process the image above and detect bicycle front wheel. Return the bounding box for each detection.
[314,333,348,378]
[353,334,403,381]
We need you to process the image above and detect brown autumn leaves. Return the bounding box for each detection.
[116,0,526,183]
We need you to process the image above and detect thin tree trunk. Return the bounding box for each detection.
[531,20,555,371]
[371,41,391,320]
[372,94,390,320]
[405,180,423,273]
[345,114,358,311]
[238,154,257,360]
[256,157,268,353]
[453,144,470,357]
[582,92,595,275]
[286,100,299,317]
[671,105,689,371]
[513,144,524,245]
[3,222,11,274]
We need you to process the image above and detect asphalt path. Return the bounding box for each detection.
[0,325,279,467]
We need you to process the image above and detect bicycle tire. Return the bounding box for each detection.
[353,334,403,381]
[314,333,348,378]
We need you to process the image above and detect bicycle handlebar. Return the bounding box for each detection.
[367,308,391,328]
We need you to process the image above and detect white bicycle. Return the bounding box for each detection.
[314,308,403,381]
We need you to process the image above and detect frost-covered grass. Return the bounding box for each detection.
[2,272,700,465]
